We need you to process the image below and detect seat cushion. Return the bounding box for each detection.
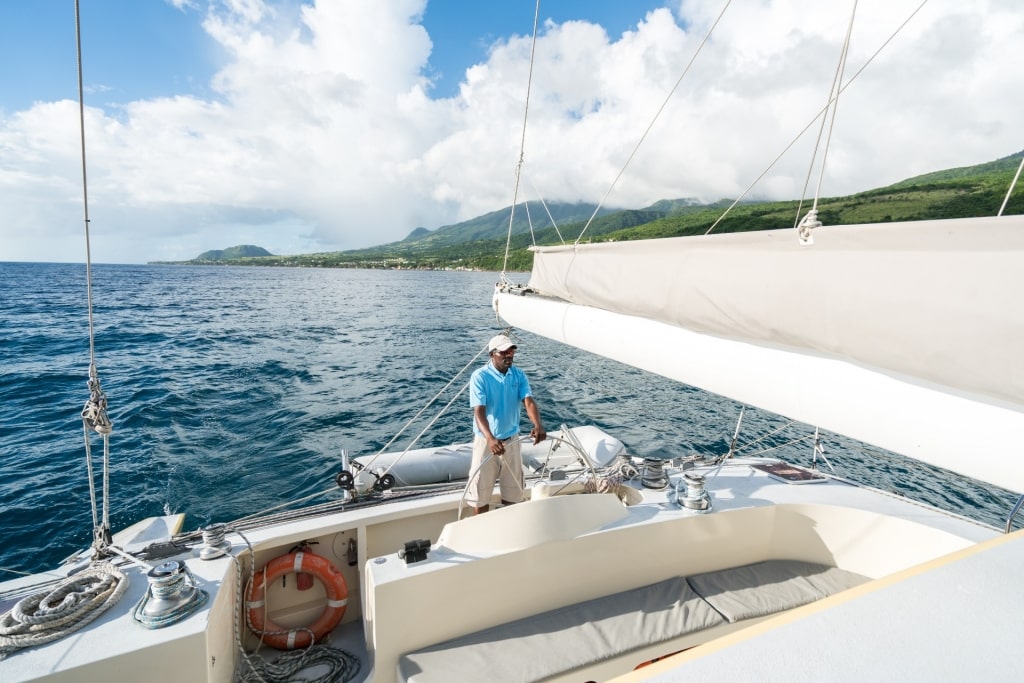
[398,575,725,683]
[686,560,868,623]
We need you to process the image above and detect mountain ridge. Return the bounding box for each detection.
[162,150,1022,268]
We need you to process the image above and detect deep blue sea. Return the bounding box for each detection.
[0,262,1017,576]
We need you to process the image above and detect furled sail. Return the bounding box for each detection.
[494,216,1024,493]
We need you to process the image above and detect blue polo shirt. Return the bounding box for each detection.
[469,362,532,440]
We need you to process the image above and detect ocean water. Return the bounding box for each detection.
[0,262,1017,576]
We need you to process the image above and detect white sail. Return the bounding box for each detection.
[495,215,1024,493]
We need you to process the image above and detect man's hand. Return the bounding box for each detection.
[530,426,546,445]
[488,436,506,455]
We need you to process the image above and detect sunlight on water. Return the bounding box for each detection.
[0,262,1017,574]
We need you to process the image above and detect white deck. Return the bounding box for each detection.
[0,459,1009,682]
[362,463,1000,682]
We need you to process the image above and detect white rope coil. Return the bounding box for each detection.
[0,563,129,659]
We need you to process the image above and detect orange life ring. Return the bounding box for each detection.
[245,550,348,649]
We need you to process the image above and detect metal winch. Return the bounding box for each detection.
[675,472,711,512]
[640,458,669,489]
[132,560,208,629]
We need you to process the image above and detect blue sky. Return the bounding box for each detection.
[0,1,666,111]
[1,0,1020,263]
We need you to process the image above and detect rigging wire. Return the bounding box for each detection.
[998,154,1024,216]
[501,0,542,280]
[732,418,800,454]
[574,0,734,245]
[74,0,114,554]
[792,0,859,235]
[703,0,930,236]
[351,342,488,474]
[526,175,566,244]
[376,378,473,482]
[223,341,491,524]
[524,200,536,245]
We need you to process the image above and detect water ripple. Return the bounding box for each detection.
[0,262,1017,575]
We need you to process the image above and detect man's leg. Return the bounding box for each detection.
[468,435,497,514]
[497,437,525,506]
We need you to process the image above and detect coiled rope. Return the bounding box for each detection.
[235,645,361,683]
[0,564,129,660]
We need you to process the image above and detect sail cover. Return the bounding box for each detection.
[494,216,1024,493]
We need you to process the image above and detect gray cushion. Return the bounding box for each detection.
[399,560,869,682]
[687,560,869,623]
[398,576,725,683]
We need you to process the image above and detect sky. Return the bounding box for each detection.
[0,0,1020,264]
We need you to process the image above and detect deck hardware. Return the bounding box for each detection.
[399,539,431,565]
[640,458,669,489]
[335,470,355,490]
[199,523,232,560]
[677,473,711,512]
[137,540,190,561]
[374,473,396,492]
[133,560,208,629]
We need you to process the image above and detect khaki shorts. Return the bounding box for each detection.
[466,435,525,507]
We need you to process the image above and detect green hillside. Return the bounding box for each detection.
[389,201,617,249]
[193,245,273,261]
[155,151,1022,270]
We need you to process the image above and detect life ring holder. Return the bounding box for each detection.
[245,550,348,649]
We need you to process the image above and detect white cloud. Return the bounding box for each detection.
[1,0,1020,263]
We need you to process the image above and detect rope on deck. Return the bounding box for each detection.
[0,563,128,660]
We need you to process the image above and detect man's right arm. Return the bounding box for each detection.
[473,404,504,455]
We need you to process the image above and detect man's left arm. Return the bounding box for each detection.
[523,396,546,444]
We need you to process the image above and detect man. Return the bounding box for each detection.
[467,334,546,514]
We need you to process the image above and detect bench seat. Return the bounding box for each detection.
[398,560,868,683]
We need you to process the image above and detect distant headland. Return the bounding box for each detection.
[193,245,273,261]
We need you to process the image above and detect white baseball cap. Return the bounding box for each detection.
[488,334,517,352]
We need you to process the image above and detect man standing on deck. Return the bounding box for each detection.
[467,334,546,514]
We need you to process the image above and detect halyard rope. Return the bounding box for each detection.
[792,0,859,241]
[703,0,930,236]
[73,0,116,557]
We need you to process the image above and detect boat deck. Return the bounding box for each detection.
[617,528,1024,682]
[0,459,1007,682]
